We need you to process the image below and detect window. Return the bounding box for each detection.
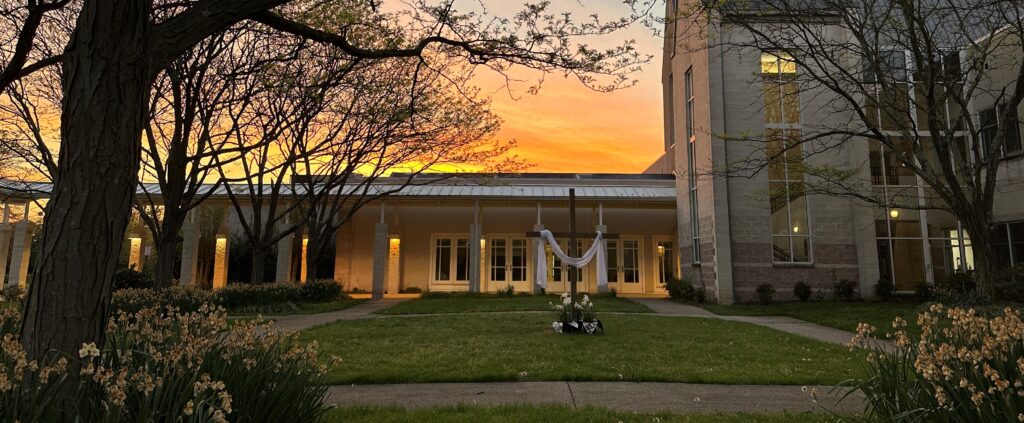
[606,240,619,283]
[980,105,1022,158]
[685,67,700,262]
[622,240,640,283]
[433,236,470,282]
[667,73,675,150]
[993,222,1024,269]
[762,52,810,263]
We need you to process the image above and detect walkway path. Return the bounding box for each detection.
[324,381,862,414]
[628,298,893,351]
[269,298,407,331]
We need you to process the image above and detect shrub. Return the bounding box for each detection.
[112,264,154,290]
[298,280,344,303]
[793,281,812,302]
[216,283,300,309]
[874,278,894,299]
[664,277,704,303]
[0,304,332,422]
[400,287,423,294]
[111,286,217,313]
[754,283,776,305]
[848,304,1024,422]
[914,282,933,300]
[833,279,857,301]
[497,285,516,298]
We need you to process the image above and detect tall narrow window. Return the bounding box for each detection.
[434,238,452,280]
[685,67,700,263]
[762,52,811,263]
[666,74,675,150]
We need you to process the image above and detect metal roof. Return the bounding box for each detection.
[2,176,678,202]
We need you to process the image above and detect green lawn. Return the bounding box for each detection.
[228,299,365,316]
[701,301,924,338]
[376,295,651,315]
[300,314,863,385]
[324,405,845,423]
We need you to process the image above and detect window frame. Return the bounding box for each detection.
[430,234,471,284]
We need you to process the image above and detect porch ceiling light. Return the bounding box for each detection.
[889,209,900,219]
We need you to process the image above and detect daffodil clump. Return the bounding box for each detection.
[849,303,1024,422]
[0,302,333,422]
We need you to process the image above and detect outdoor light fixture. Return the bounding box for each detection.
[657,245,665,255]
[792,225,801,233]
[889,209,900,219]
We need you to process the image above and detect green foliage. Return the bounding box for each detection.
[497,285,516,298]
[848,304,1024,422]
[0,304,332,422]
[298,280,343,303]
[664,277,706,303]
[832,279,857,301]
[111,286,217,314]
[754,284,776,305]
[874,278,894,299]
[112,264,154,290]
[420,291,532,299]
[399,287,423,293]
[792,281,812,302]
[378,295,650,315]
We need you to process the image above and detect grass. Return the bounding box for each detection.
[300,313,863,385]
[323,405,846,422]
[228,299,365,316]
[376,295,651,315]
[701,301,924,338]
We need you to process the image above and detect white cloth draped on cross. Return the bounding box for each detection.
[534,229,608,290]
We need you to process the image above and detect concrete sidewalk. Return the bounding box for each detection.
[628,299,894,351]
[325,381,862,414]
[269,298,407,331]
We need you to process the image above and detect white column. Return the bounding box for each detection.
[300,234,309,283]
[127,235,143,270]
[371,223,388,299]
[179,212,200,286]
[468,202,482,293]
[212,234,229,290]
[0,224,11,285]
[7,220,32,289]
[275,233,295,283]
[595,223,609,294]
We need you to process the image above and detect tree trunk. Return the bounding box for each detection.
[151,213,184,288]
[970,226,995,298]
[251,248,267,284]
[20,1,150,359]
[305,240,321,283]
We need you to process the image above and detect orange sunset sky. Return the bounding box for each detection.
[465,1,665,173]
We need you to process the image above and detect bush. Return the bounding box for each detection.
[497,285,516,298]
[298,280,343,303]
[874,278,894,299]
[936,271,976,294]
[400,287,423,294]
[833,279,857,301]
[848,304,1024,422]
[112,264,154,290]
[0,304,332,422]
[420,291,532,299]
[216,284,301,309]
[664,277,705,303]
[914,282,933,300]
[111,286,217,313]
[754,283,776,305]
[793,281,812,302]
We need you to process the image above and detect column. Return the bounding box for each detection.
[275,233,295,283]
[300,234,309,283]
[0,224,11,285]
[468,223,482,293]
[212,233,229,290]
[532,221,548,292]
[595,224,609,294]
[7,220,32,289]
[127,235,143,270]
[371,223,388,299]
[179,212,200,286]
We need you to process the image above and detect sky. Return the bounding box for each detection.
[461,1,666,173]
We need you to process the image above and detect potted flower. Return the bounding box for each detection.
[550,293,603,334]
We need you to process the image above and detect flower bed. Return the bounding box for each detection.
[848,303,1024,422]
[0,302,334,422]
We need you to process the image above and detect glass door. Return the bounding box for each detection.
[489,237,529,292]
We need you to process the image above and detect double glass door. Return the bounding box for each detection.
[546,239,587,292]
[606,238,642,293]
[489,237,528,290]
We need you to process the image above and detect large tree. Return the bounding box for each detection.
[682,0,1024,296]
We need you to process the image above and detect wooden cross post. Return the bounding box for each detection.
[527,188,618,321]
